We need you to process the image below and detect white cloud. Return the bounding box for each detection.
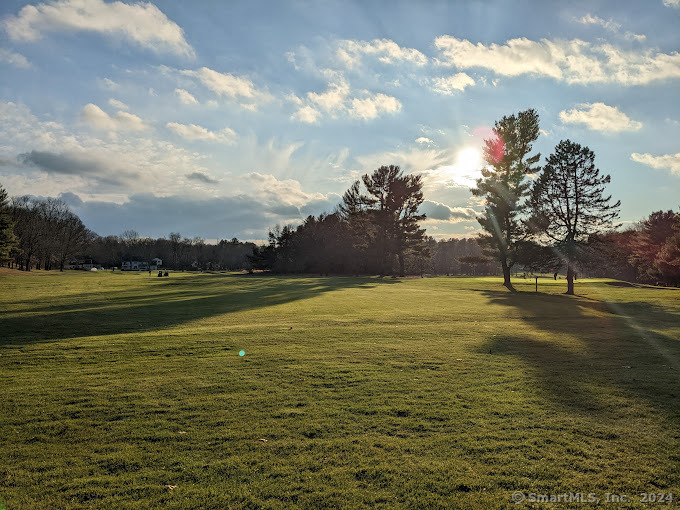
[291,105,321,124]
[285,93,303,106]
[244,172,328,209]
[3,0,194,57]
[356,147,451,177]
[99,77,119,90]
[307,75,350,111]
[559,103,642,132]
[0,48,30,68]
[175,88,198,105]
[337,38,427,68]
[431,73,475,94]
[290,72,400,123]
[349,93,401,120]
[0,101,209,199]
[180,66,270,109]
[108,99,128,110]
[416,137,434,145]
[576,14,621,32]
[630,152,680,175]
[624,32,646,42]
[663,0,680,7]
[434,35,680,85]
[574,14,646,42]
[435,35,563,79]
[166,122,237,144]
[81,103,148,132]
[1,103,344,232]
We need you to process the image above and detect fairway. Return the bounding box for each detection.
[1,272,679,509]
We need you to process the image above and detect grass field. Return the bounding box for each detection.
[1,270,679,509]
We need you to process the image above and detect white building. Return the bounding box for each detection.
[121,261,149,271]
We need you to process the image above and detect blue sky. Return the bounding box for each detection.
[1,0,679,242]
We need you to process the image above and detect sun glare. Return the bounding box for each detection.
[440,147,483,187]
[457,147,482,170]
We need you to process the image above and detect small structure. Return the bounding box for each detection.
[121,260,149,271]
[69,259,96,270]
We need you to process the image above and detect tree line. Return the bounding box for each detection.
[88,231,257,271]
[0,190,256,271]
[250,165,429,276]
[3,194,92,271]
[1,107,678,288]
[584,211,680,286]
[0,181,499,276]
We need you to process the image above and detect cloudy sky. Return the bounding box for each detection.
[1,0,679,242]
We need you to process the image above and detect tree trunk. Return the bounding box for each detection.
[566,263,575,295]
[398,251,405,277]
[501,259,516,292]
[378,226,387,276]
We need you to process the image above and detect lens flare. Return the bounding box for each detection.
[485,132,505,164]
[239,350,245,357]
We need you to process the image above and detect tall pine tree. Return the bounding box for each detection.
[343,165,427,276]
[471,109,541,292]
[528,140,620,295]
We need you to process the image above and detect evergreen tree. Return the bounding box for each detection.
[528,139,620,295]
[471,109,541,292]
[358,165,426,276]
[0,183,19,263]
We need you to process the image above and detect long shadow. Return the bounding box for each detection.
[603,280,678,290]
[476,288,680,417]
[1,274,401,347]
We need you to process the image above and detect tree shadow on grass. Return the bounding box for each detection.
[602,280,678,290]
[1,274,401,346]
[476,289,680,417]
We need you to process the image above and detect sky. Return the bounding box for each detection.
[0,0,679,243]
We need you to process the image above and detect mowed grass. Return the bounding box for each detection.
[1,271,679,509]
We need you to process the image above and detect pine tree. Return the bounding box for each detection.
[0,183,19,263]
[528,140,620,295]
[360,165,426,276]
[471,109,541,292]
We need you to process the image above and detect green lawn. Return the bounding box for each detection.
[1,271,679,509]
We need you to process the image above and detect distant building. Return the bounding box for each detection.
[69,259,97,270]
[121,261,149,271]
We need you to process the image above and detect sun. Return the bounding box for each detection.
[438,147,483,187]
[456,147,482,171]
